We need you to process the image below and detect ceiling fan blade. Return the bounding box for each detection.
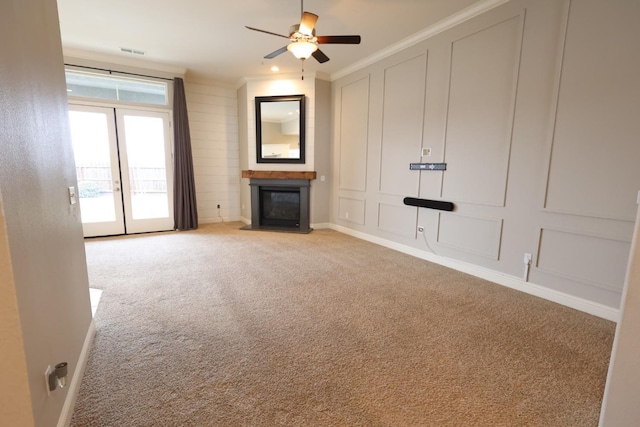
[245,26,289,39]
[264,46,288,59]
[299,12,318,36]
[317,35,361,44]
[312,49,330,63]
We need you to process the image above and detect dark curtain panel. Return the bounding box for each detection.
[173,77,198,230]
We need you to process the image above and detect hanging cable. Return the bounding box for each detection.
[420,227,437,255]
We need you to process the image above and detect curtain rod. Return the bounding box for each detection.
[64,63,175,82]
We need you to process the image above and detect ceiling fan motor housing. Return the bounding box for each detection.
[289,24,317,42]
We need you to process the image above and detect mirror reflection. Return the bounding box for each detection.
[256,95,305,164]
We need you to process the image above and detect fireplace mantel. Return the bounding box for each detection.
[241,172,314,234]
[241,170,317,180]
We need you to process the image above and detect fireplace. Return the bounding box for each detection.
[241,171,314,233]
[260,187,301,227]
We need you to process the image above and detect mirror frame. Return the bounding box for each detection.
[255,94,305,164]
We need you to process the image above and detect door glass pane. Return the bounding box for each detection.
[122,115,170,220]
[69,111,117,224]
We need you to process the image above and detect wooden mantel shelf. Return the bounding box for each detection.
[242,170,317,180]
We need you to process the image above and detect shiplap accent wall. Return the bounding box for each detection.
[184,80,240,223]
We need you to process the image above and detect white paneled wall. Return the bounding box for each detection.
[185,81,240,223]
[331,0,640,317]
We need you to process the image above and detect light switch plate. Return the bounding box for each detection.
[45,365,54,395]
[421,148,432,157]
[68,186,77,205]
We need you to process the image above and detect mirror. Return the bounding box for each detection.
[255,95,305,163]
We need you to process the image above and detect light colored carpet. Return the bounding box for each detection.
[70,222,615,426]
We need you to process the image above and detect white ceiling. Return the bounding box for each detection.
[57,0,483,84]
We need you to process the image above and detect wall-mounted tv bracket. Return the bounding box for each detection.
[404,197,454,212]
[409,163,446,171]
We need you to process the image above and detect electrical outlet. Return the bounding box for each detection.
[217,204,221,209]
[417,226,424,233]
[524,253,532,265]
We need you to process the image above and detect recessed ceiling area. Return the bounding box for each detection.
[57,0,484,83]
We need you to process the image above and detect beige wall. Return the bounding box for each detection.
[312,79,332,225]
[331,0,640,312]
[0,196,34,427]
[0,0,92,425]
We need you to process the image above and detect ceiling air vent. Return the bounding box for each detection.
[120,47,145,55]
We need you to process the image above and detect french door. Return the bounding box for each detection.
[69,104,174,237]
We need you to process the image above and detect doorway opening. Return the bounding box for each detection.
[68,104,174,237]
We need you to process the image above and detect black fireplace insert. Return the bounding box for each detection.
[244,177,312,233]
[259,187,301,227]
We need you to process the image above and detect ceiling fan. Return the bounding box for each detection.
[245,0,361,64]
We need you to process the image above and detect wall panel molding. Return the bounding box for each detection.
[337,197,366,225]
[378,54,427,197]
[542,0,640,221]
[377,202,418,238]
[536,227,631,292]
[440,13,524,207]
[437,212,504,259]
[338,76,370,192]
[330,0,637,312]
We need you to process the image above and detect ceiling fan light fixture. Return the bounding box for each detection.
[287,41,318,60]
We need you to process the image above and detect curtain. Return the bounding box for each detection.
[173,77,198,230]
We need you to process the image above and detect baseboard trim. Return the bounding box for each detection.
[58,319,96,427]
[311,222,332,229]
[198,216,245,225]
[330,224,619,322]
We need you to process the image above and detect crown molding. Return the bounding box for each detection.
[236,70,330,89]
[330,0,511,81]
